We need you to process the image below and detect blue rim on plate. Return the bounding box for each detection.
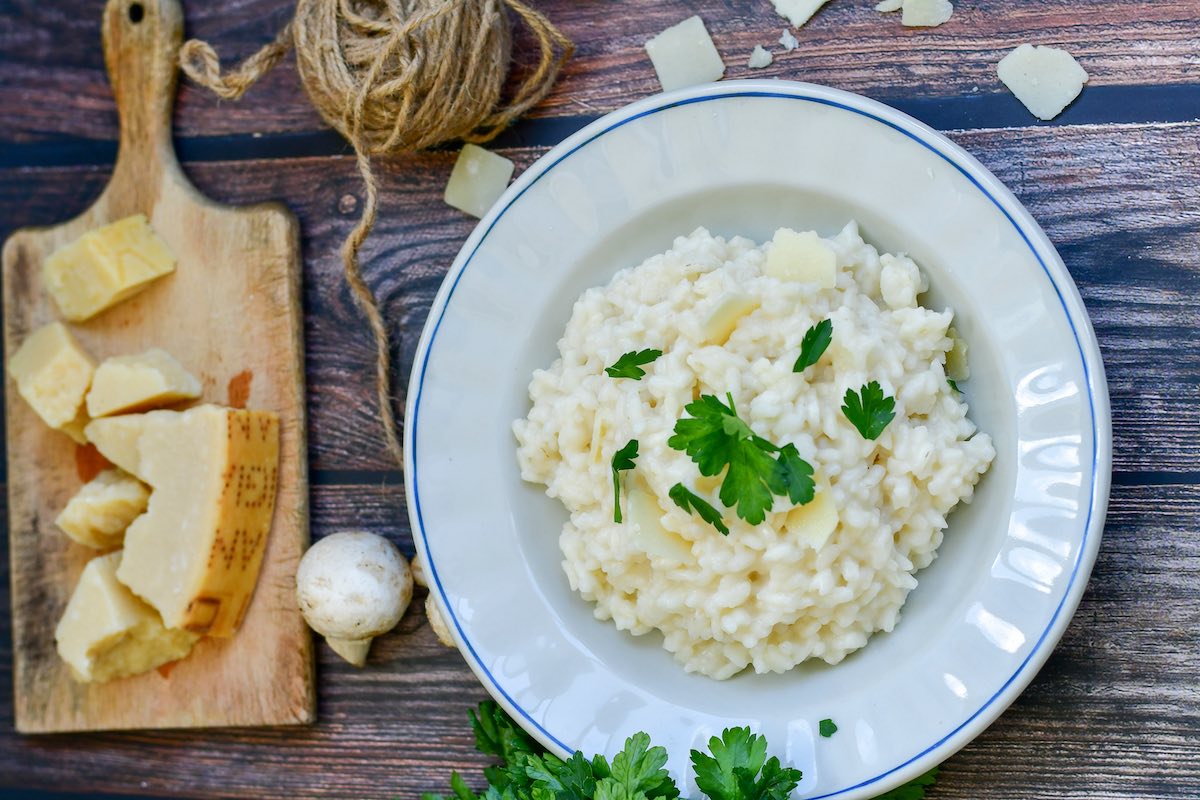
[405,80,1112,798]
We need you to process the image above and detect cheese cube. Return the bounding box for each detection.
[998,44,1089,121]
[444,144,514,219]
[85,414,147,479]
[901,0,953,27]
[43,214,176,322]
[765,229,837,288]
[55,551,199,683]
[116,405,279,637]
[644,16,726,92]
[7,322,96,433]
[86,348,201,418]
[771,0,832,28]
[702,293,760,345]
[56,469,149,550]
[784,487,838,549]
[628,482,692,562]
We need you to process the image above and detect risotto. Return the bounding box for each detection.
[513,223,995,680]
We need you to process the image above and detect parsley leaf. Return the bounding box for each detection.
[606,349,664,380]
[818,718,837,738]
[668,394,815,526]
[841,381,896,440]
[872,767,940,800]
[606,732,679,798]
[611,439,639,524]
[946,378,960,394]
[793,318,833,373]
[690,727,802,800]
[669,483,730,535]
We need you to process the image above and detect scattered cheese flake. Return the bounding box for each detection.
[997,44,1089,121]
[779,29,799,50]
[644,15,726,92]
[771,0,833,28]
[444,144,515,218]
[748,45,774,69]
[875,0,902,11]
[902,0,954,27]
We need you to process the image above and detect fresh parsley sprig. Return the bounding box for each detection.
[691,727,803,800]
[793,318,832,373]
[668,393,815,526]
[606,349,663,380]
[842,381,896,441]
[611,439,639,524]
[668,483,729,535]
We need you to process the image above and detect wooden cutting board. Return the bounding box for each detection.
[2,0,314,732]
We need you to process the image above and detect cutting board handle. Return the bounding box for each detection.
[102,0,184,183]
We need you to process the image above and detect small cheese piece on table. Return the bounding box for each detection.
[43,214,176,322]
[55,551,199,683]
[444,144,515,219]
[55,469,149,550]
[86,348,201,418]
[7,322,96,437]
[875,0,902,11]
[85,414,147,480]
[901,0,953,27]
[116,405,280,637]
[998,44,1089,121]
[644,15,725,92]
[765,228,837,287]
[702,293,760,345]
[747,45,774,69]
[770,0,832,28]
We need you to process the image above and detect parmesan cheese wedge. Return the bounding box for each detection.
[771,0,832,28]
[55,551,199,683]
[444,144,515,219]
[115,405,280,637]
[628,481,692,562]
[644,16,726,92]
[56,469,149,550]
[765,228,837,287]
[702,293,760,345]
[7,322,96,435]
[85,414,148,480]
[901,0,953,27]
[86,348,201,417]
[998,44,1089,121]
[784,486,839,550]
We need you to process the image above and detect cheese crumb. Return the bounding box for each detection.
[998,44,1089,121]
[902,0,953,27]
[875,0,902,11]
[771,0,833,28]
[748,45,774,69]
[444,144,515,219]
[779,29,799,51]
[644,15,726,92]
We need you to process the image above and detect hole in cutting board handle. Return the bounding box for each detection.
[128,2,144,23]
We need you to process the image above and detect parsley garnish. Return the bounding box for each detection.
[605,348,663,380]
[611,439,638,524]
[841,381,896,440]
[793,318,832,373]
[668,393,815,526]
[691,727,803,800]
[947,377,960,394]
[669,483,729,535]
[819,718,837,738]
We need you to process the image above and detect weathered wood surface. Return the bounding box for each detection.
[1,0,1199,145]
[1,0,313,733]
[0,0,1198,796]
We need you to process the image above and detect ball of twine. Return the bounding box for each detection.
[180,0,572,467]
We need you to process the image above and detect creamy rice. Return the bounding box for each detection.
[513,223,995,679]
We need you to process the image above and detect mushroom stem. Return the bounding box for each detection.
[326,636,372,667]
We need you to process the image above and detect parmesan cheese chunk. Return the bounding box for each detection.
[7,322,96,434]
[747,45,774,69]
[56,469,149,550]
[875,0,902,11]
[702,294,760,345]
[86,348,201,417]
[444,144,515,219]
[85,414,147,479]
[644,16,726,92]
[779,29,800,50]
[115,405,280,637]
[784,488,838,550]
[628,482,692,562]
[765,229,837,288]
[998,44,1089,121]
[771,0,832,28]
[43,215,176,322]
[901,0,953,27]
[55,551,199,683]
[945,326,970,381]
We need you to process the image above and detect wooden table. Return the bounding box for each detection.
[1,1,1197,797]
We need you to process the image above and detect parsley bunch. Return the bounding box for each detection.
[422,702,940,800]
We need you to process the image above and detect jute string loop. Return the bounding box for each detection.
[180,0,572,467]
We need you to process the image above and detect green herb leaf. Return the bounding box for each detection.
[793,319,833,373]
[871,767,940,800]
[669,483,730,535]
[768,444,815,506]
[946,378,960,394]
[841,381,896,440]
[611,439,639,524]
[605,349,664,380]
[690,727,802,800]
[818,718,837,738]
[608,732,679,798]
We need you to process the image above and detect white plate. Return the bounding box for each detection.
[405,81,1111,799]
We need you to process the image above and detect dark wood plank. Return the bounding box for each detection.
[1,121,1196,475]
[0,479,1196,798]
[1,0,1199,144]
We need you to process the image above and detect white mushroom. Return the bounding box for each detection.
[295,531,413,666]
[425,593,455,648]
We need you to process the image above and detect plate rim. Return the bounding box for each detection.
[404,79,1113,797]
